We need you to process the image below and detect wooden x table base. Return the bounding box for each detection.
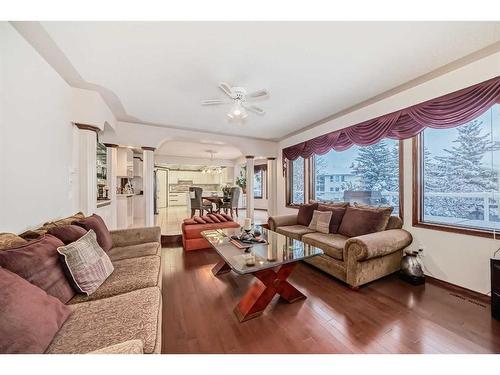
[212,260,306,322]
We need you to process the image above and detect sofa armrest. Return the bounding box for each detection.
[110,226,161,248]
[345,229,412,261]
[88,340,144,354]
[268,214,298,231]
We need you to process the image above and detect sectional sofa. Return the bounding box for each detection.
[268,202,413,288]
[0,213,163,354]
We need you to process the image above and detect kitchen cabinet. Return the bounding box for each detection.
[133,195,145,219]
[133,158,143,177]
[169,192,188,206]
[117,148,134,178]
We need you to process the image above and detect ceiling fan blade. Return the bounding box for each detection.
[201,99,230,105]
[218,82,235,99]
[247,89,269,99]
[242,102,265,115]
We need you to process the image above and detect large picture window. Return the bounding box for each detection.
[313,139,401,214]
[415,104,500,235]
[253,165,267,199]
[287,157,305,205]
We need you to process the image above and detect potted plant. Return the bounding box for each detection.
[235,166,247,194]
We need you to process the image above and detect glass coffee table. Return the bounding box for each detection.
[201,226,323,322]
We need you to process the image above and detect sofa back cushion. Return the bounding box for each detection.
[317,204,348,233]
[47,225,88,245]
[386,215,403,230]
[297,202,319,226]
[0,234,75,303]
[0,233,28,250]
[308,210,333,234]
[74,214,112,252]
[338,206,393,237]
[0,267,71,353]
[57,230,114,296]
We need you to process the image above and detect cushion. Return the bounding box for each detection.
[0,233,28,250]
[220,213,233,221]
[107,242,160,262]
[43,212,86,228]
[338,206,393,237]
[74,214,113,252]
[201,215,215,224]
[18,229,46,240]
[88,340,144,354]
[46,287,161,354]
[57,230,114,295]
[308,210,332,234]
[0,267,71,353]
[207,214,221,223]
[214,213,228,222]
[68,255,160,304]
[275,225,316,241]
[386,215,403,230]
[0,234,75,303]
[317,203,348,233]
[297,202,319,226]
[193,216,207,224]
[183,218,197,225]
[47,225,88,245]
[302,233,348,260]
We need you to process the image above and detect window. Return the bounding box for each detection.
[287,157,305,205]
[313,139,401,214]
[415,104,500,236]
[253,165,267,199]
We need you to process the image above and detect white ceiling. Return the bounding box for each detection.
[156,140,242,159]
[40,21,500,140]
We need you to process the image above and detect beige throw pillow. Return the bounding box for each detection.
[308,210,333,234]
[57,230,114,296]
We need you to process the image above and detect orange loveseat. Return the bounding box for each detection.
[182,221,240,251]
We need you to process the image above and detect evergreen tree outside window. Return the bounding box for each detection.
[254,168,264,199]
[313,139,400,214]
[289,157,305,204]
[421,104,499,231]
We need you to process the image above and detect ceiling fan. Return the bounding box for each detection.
[201,82,269,121]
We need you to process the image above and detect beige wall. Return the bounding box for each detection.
[277,50,500,294]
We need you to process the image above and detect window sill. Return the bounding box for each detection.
[285,204,300,209]
[412,221,500,240]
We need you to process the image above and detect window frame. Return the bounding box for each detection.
[310,140,404,219]
[253,165,267,200]
[412,134,498,239]
[285,139,404,220]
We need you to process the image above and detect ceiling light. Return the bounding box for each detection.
[227,100,248,121]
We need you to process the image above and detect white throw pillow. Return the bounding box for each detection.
[308,210,333,234]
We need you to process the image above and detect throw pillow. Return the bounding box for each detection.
[338,206,393,237]
[183,218,197,225]
[43,212,86,229]
[0,234,75,303]
[0,233,28,250]
[297,202,319,226]
[0,267,71,353]
[308,210,333,234]
[201,215,215,223]
[208,214,221,223]
[74,214,113,252]
[193,216,207,224]
[47,225,88,245]
[214,213,228,222]
[57,230,114,296]
[317,204,348,233]
[220,213,233,221]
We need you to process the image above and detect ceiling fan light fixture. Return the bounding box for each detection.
[227,100,248,120]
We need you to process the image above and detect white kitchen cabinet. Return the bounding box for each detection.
[169,192,188,206]
[133,194,145,219]
[133,158,143,177]
[117,148,134,178]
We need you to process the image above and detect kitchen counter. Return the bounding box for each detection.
[96,199,111,208]
[117,193,134,198]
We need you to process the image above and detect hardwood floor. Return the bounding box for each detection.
[155,206,268,235]
[161,247,500,354]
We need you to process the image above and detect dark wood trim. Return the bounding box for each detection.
[426,276,491,304]
[411,134,500,240]
[245,155,255,159]
[103,143,119,148]
[74,123,100,133]
[267,157,276,160]
[398,139,404,222]
[142,146,156,151]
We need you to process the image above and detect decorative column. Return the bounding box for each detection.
[104,143,118,229]
[245,155,255,223]
[142,147,155,227]
[75,123,98,216]
[267,157,278,217]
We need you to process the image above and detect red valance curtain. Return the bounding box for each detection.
[283,76,500,161]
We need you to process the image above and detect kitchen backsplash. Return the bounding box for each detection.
[169,183,220,192]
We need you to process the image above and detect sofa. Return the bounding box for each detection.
[268,203,412,288]
[182,215,240,251]
[0,213,163,354]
